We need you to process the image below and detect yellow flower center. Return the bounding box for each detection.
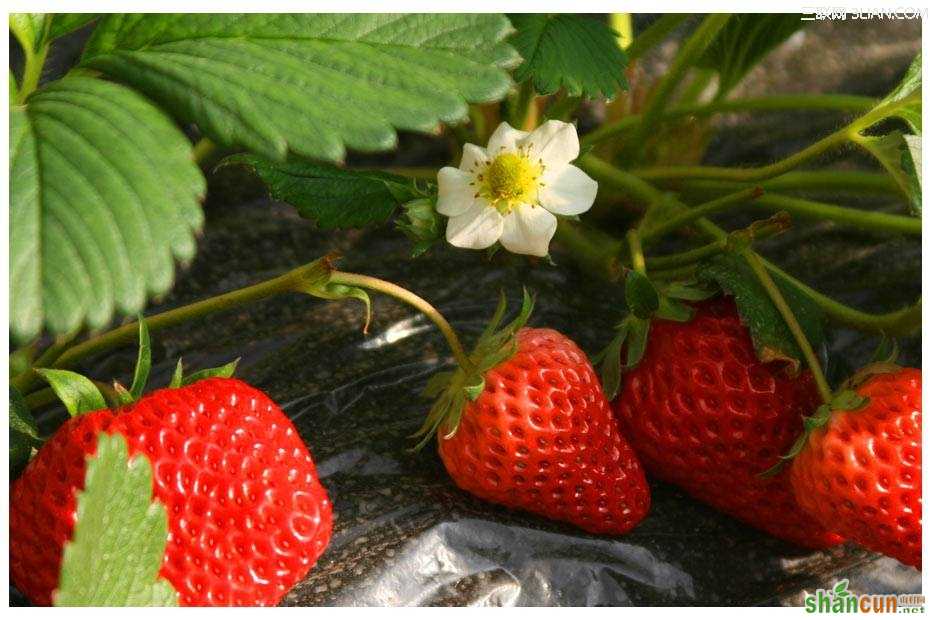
[478,151,544,214]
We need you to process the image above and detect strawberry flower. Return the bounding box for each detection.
[437,120,598,257]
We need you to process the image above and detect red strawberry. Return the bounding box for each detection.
[612,296,842,548]
[790,367,921,568]
[436,328,651,534]
[10,377,332,606]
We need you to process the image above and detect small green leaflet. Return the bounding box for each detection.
[181,358,240,386]
[35,368,107,417]
[128,318,152,401]
[224,154,423,229]
[10,77,205,345]
[10,387,41,478]
[697,14,804,97]
[876,53,921,133]
[80,14,517,162]
[698,252,825,372]
[54,433,178,606]
[508,14,628,98]
[856,132,921,216]
[624,270,660,319]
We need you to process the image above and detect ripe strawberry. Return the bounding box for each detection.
[790,367,921,568]
[612,296,842,548]
[10,377,332,606]
[435,327,651,534]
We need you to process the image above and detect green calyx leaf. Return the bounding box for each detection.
[54,433,178,606]
[80,14,517,162]
[624,270,660,319]
[222,154,427,230]
[698,252,825,373]
[595,314,651,401]
[696,14,805,98]
[290,255,373,333]
[397,198,443,258]
[508,13,629,98]
[412,289,534,450]
[762,390,870,478]
[128,317,152,401]
[10,77,206,345]
[169,358,184,389]
[35,368,107,417]
[10,387,41,479]
[181,358,240,386]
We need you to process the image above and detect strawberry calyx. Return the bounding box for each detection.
[596,274,718,400]
[411,289,534,450]
[760,388,871,478]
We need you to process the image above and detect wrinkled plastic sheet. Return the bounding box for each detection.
[17,17,922,607]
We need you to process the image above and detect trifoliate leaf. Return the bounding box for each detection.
[181,358,240,386]
[10,77,205,345]
[35,368,107,416]
[856,131,921,216]
[54,433,178,606]
[80,14,517,162]
[508,14,628,98]
[10,387,41,479]
[224,154,422,229]
[698,252,825,372]
[697,14,804,97]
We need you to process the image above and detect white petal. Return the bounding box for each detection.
[499,205,557,257]
[437,167,477,217]
[445,202,504,250]
[460,143,489,173]
[519,120,580,168]
[539,164,598,216]
[487,121,528,155]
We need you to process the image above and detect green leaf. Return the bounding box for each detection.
[10,387,41,479]
[508,14,628,98]
[624,270,659,319]
[655,296,693,322]
[10,77,205,345]
[698,252,825,371]
[128,318,151,401]
[54,433,178,606]
[857,131,921,216]
[181,358,240,386]
[224,154,421,229]
[81,14,517,162]
[697,14,804,97]
[47,13,99,41]
[10,14,49,53]
[35,368,107,417]
[876,53,921,133]
[597,324,628,401]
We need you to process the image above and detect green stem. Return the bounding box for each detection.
[673,170,897,197]
[754,194,919,235]
[581,93,877,148]
[508,80,536,129]
[646,216,789,270]
[553,220,625,281]
[640,186,763,245]
[626,14,689,61]
[627,229,646,273]
[578,154,922,336]
[16,40,49,103]
[328,271,474,374]
[740,248,833,404]
[544,92,582,122]
[632,125,850,182]
[627,13,731,160]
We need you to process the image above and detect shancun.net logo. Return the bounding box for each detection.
[805,579,925,613]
